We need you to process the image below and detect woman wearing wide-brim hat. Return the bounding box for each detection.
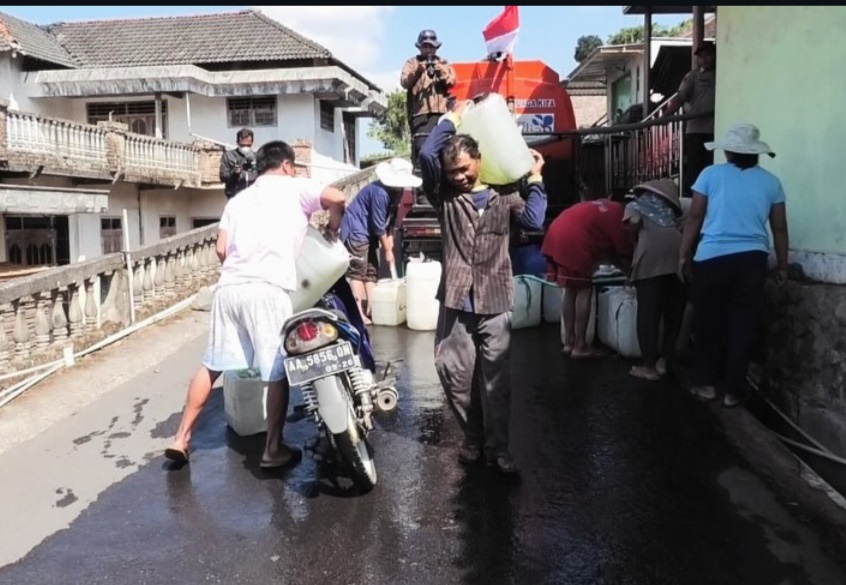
[623,178,688,381]
[679,123,790,407]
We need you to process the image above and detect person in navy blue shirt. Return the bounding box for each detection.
[341,158,422,323]
[418,100,547,475]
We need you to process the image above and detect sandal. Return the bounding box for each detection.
[722,394,743,408]
[458,444,483,465]
[630,365,661,381]
[260,447,302,469]
[571,347,608,360]
[691,385,717,402]
[164,446,190,464]
[488,453,519,475]
[562,345,573,356]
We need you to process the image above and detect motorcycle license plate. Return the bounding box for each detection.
[284,342,356,387]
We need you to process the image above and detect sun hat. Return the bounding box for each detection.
[375,157,422,189]
[631,178,682,214]
[705,123,776,158]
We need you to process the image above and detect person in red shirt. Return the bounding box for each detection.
[541,198,633,358]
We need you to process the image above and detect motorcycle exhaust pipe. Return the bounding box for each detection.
[375,387,399,413]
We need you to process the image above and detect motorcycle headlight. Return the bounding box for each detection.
[284,321,338,355]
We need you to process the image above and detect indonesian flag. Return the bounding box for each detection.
[483,6,520,58]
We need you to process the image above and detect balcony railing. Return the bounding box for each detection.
[0,104,222,188]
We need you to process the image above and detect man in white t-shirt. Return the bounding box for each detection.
[165,140,346,468]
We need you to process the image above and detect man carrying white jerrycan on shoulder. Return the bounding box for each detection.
[418,99,548,475]
[165,140,347,469]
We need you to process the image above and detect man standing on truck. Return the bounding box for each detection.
[418,100,547,475]
[401,29,457,169]
[341,158,422,323]
[220,128,259,199]
[663,41,716,196]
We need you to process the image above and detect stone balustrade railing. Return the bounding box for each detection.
[0,104,223,189]
[0,224,219,387]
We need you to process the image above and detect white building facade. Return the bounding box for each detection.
[0,9,386,267]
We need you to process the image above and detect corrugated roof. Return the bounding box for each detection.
[0,11,77,67]
[48,10,332,68]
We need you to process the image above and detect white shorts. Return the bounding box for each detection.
[202,282,293,382]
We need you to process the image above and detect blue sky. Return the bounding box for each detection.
[4,5,686,159]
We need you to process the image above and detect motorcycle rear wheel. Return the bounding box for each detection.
[333,407,377,492]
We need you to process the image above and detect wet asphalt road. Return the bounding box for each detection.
[1,323,845,585]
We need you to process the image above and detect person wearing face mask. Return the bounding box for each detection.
[220,128,259,199]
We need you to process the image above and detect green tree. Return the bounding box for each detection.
[367,90,411,156]
[574,34,603,63]
[606,19,692,45]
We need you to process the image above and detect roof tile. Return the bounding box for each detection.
[48,10,332,67]
[0,11,77,67]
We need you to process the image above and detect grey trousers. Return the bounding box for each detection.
[434,305,512,457]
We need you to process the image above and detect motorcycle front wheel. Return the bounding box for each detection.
[333,405,377,492]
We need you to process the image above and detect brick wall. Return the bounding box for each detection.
[291,140,313,178]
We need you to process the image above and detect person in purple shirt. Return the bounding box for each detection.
[341,158,422,323]
[419,100,547,474]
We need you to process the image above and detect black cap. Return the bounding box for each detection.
[694,40,716,56]
[416,29,442,49]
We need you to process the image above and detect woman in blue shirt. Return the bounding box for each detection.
[679,123,790,407]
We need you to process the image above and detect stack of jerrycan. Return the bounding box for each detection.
[223,226,351,436]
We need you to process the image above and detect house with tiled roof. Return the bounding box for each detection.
[564,14,717,125]
[0,9,387,268]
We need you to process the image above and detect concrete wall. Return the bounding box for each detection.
[716,7,846,456]
[715,6,846,283]
[0,55,70,118]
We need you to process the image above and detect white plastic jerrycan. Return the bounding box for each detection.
[406,258,442,331]
[290,226,350,313]
[459,92,535,186]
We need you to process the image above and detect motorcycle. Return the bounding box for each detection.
[282,277,400,492]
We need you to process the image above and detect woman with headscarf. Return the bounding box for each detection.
[679,123,789,407]
[623,179,688,381]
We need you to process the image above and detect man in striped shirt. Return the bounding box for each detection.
[419,101,547,474]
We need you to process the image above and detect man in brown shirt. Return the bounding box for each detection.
[401,29,457,169]
[419,101,547,475]
[664,41,716,196]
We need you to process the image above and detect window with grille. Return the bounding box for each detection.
[226,96,277,128]
[343,115,356,164]
[101,217,123,254]
[320,101,335,132]
[160,216,177,239]
[86,101,168,138]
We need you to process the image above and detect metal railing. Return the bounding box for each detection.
[524,109,710,199]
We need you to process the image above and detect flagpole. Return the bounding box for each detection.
[505,52,515,115]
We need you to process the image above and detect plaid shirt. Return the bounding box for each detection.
[419,115,547,315]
